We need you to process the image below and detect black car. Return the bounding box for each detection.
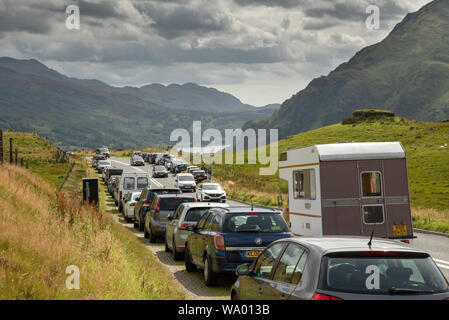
[231,237,449,300]
[192,170,207,183]
[173,163,188,174]
[144,194,197,242]
[105,168,123,183]
[153,165,168,178]
[184,207,292,286]
[131,155,145,166]
[134,187,181,231]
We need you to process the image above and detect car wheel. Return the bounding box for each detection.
[184,245,197,272]
[118,204,123,213]
[165,238,171,252]
[172,237,183,260]
[139,218,144,232]
[133,220,138,228]
[231,291,239,300]
[204,255,217,287]
[144,226,149,239]
[148,224,156,243]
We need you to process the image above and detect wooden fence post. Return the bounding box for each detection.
[0,129,3,165]
[15,148,18,166]
[20,158,24,167]
[9,138,12,164]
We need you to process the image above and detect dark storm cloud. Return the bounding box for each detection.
[0,2,53,34]
[135,2,232,39]
[233,0,305,8]
[77,0,127,19]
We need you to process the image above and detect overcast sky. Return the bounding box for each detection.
[0,0,432,106]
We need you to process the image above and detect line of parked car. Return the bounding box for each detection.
[93,149,449,300]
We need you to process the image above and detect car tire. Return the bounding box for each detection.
[204,255,217,287]
[148,224,156,243]
[165,238,171,252]
[139,217,144,232]
[172,237,183,261]
[231,291,239,300]
[144,227,149,239]
[133,220,138,228]
[184,245,197,272]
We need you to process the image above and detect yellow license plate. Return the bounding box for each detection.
[393,224,407,236]
[246,250,262,258]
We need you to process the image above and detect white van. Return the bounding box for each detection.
[118,172,150,213]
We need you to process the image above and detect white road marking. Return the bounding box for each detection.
[110,159,164,187]
[433,258,449,265]
[437,264,449,270]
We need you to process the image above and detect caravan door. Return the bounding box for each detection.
[357,160,389,238]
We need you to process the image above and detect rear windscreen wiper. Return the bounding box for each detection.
[389,288,435,295]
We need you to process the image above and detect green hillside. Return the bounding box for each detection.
[212,116,449,232]
[246,0,449,139]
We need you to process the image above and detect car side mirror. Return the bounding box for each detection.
[235,264,250,276]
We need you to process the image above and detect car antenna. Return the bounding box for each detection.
[367,223,376,249]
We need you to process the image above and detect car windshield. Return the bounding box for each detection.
[160,197,195,211]
[321,254,449,295]
[179,175,194,181]
[155,166,166,171]
[203,185,220,190]
[193,171,205,176]
[137,177,148,189]
[99,161,110,166]
[223,214,289,233]
[185,208,211,222]
[99,148,108,153]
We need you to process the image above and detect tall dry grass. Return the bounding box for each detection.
[0,164,186,299]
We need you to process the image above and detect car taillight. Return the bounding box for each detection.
[119,191,122,200]
[311,293,343,300]
[178,223,190,230]
[130,203,136,207]
[143,202,152,207]
[362,251,398,257]
[155,199,161,213]
[214,235,225,251]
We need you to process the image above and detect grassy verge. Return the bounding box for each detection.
[0,163,186,300]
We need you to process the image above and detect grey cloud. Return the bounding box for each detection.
[135,2,232,39]
[233,0,306,8]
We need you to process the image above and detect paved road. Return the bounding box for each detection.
[106,156,449,295]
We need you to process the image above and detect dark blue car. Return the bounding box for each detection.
[184,207,292,286]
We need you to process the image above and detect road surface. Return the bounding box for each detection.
[103,156,449,298]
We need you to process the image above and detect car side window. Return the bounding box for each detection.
[291,251,308,285]
[272,244,305,284]
[174,205,183,219]
[203,213,215,231]
[197,213,210,230]
[210,215,221,232]
[253,242,286,279]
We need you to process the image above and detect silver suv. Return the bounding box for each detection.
[165,202,229,260]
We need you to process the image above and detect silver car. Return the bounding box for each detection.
[165,202,229,260]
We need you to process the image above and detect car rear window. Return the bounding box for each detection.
[123,177,135,190]
[185,208,211,222]
[179,175,194,181]
[223,214,289,233]
[193,171,205,175]
[160,197,195,211]
[320,254,449,295]
[137,177,148,189]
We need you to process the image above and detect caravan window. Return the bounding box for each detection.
[363,205,384,224]
[361,172,382,197]
[123,177,135,190]
[293,169,316,200]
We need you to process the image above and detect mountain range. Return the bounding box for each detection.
[0,57,279,149]
[245,0,449,138]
